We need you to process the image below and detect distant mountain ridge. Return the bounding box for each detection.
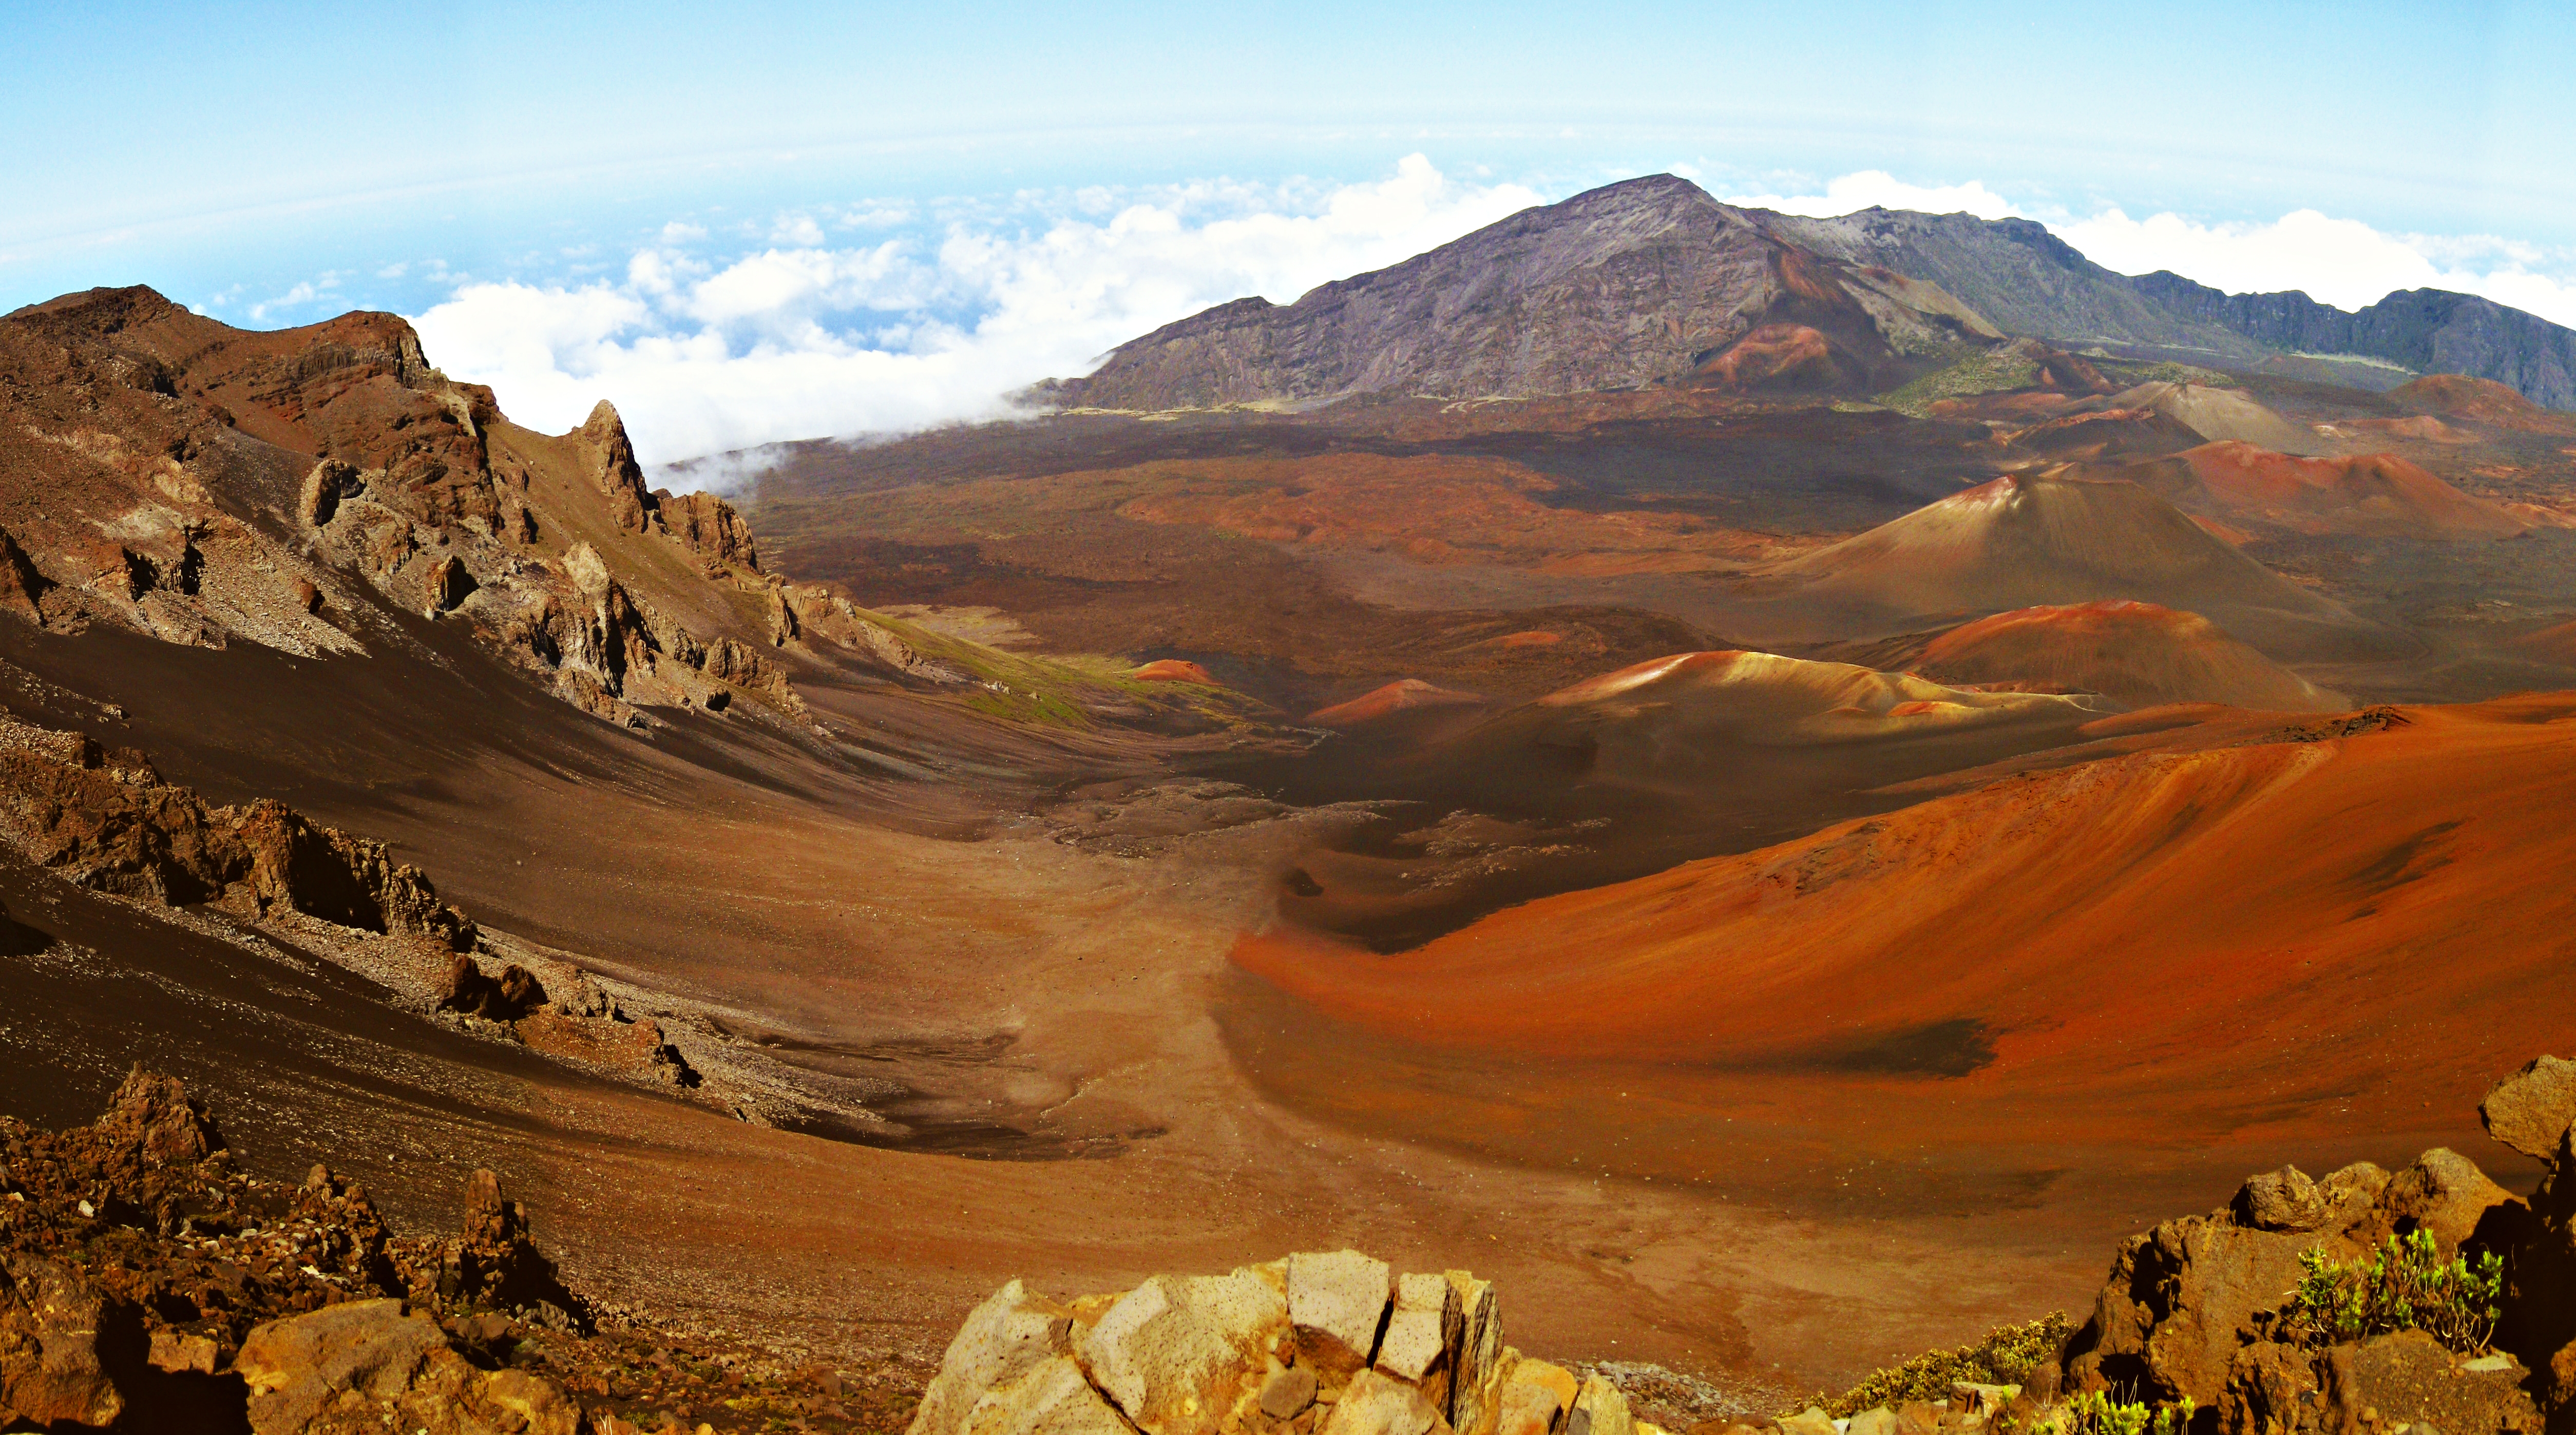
[1051,175,2576,412]
[1774,206,2576,407]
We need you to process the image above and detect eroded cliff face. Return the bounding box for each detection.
[0,288,828,730]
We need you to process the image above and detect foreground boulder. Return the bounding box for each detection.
[236,1297,582,1435]
[908,1252,1655,1435]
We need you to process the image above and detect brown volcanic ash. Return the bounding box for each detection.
[1230,694,2576,1208]
[1756,471,2376,655]
[1913,600,2345,712]
[1039,175,2000,410]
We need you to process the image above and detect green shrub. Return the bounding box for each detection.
[2033,1391,2193,1435]
[2278,1229,2503,1353]
[1805,1312,2074,1418]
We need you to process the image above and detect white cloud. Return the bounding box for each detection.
[1725,170,2021,221]
[1732,168,2576,331]
[409,155,1540,473]
[2056,206,2576,327]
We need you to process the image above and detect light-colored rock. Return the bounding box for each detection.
[1497,1355,1577,1435]
[912,1280,1077,1435]
[2379,1148,2518,1250]
[1077,1268,1288,1435]
[564,542,610,596]
[966,1354,1140,1435]
[1845,1407,1898,1435]
[235,1298,581,1435]
[2482,1056,2576,1161]
[1567,1374,1633,1435]
[1320,1368,1448,1435]
[1289,1250,1391,1382]
[2232,1167,2331,1233]
[1377,1272,1463,1412]
[235,1298,449,1433]
[1776,1408,1837,1435]
[1445,1271,1503,1435]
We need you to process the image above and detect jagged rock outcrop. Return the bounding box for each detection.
[0,288,813,729]
[579,400,659,534]
[2055,1058,2576,1435]
[0,715,474,947]
[659,489,762,572]
[910,1252,1656,1435]
[436,953,700,1088]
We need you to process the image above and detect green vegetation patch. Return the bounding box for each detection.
[1802,1311,2074,1418]
[1878,350,2044,417]
[2095,358,2243,389]
[2279,1230,2504,1354]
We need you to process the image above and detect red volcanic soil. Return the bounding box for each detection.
[1307,678,1487,727]
[1228,694,2576,1219]
[2169,442,2527,539]
[1916,601,2344,712]
[1131,658,1218,683]
[1694,323,1845,391]
[2395,374,2576,434]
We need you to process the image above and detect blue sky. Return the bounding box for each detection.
[6,2,2569,466]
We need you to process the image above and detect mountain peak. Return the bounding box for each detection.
[1045,175,1995,411]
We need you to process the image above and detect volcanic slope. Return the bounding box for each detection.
[1911,601,2345,712]
[1261,650,2101,951]
[1043,174,2002,409]
[1751,471,2386,658]
[2081,442,2534,540]
[1229,693,2576,1223]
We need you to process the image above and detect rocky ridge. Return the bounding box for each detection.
[0,1068,913,1433]
[0,286,1094,737]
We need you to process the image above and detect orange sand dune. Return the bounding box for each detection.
[1232,695,2576,1201]
[1130,659,1217,683]
[1916,601,2344,712]
[1306,678,1489,728]
[2160,442,2527,539]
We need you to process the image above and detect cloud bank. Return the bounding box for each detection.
[411,156,1540,480]
[410,161,2576,486]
